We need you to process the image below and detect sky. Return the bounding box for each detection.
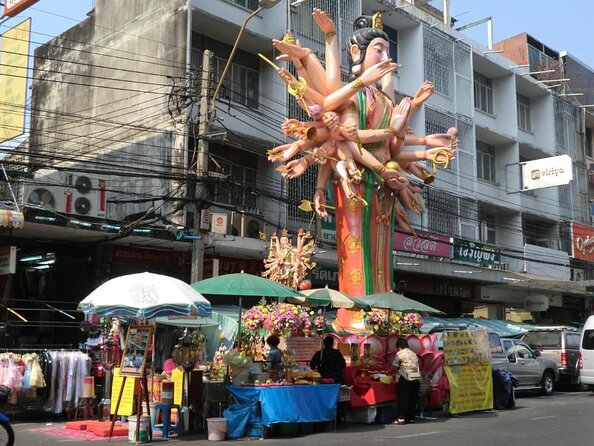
[450,0,594,69]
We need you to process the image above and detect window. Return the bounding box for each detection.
[216,57,259,109]
[230,0,258,10]
[476,141,496,183]
[517,94,532,132]
[583,330,594,350]
[209,145,258,208]
[383,26,398,63]
[474,72,493,114]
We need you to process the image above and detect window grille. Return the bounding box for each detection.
[423,28,454,97]
[473,72,493,114]
[228,0,258,11]
[476,141,496,183]
[424,188,459,236]
[517,94,532,132]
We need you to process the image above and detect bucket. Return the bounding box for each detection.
[161,380,174,405]
[206,417,227,441]
[128,414,150,443]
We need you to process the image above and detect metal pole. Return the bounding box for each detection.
[191,49,214,283]
[209,7,263,119]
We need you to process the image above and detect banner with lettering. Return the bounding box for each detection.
[445,362,493,414]
[393,230,451,257]
[571,222,594,262]
[452,239,501,266]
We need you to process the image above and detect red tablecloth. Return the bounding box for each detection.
[343,366,397,408]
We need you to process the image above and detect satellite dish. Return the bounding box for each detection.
[74,196,91,215]
[75,176,92,194]
[28,188,56,209]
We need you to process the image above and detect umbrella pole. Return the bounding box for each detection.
[319,306,326,363]
[385,309,391,367]
[237,296,242,349]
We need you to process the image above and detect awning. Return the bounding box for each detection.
[0,210,24,229]
[494,271,587,296]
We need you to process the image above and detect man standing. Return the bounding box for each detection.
[310,335,346,383]
[392,338,421,425]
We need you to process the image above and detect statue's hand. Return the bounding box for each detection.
[360,59,400,87]
[282,158,310,179]
[412,81,434,107]
[322,112,340,131]
[313,188,328,218]
[272,38,308,60]
[312,8,337,34]
[281,118,303,137]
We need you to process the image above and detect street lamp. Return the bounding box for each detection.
[209,0,281,118]
[173,328,199,432]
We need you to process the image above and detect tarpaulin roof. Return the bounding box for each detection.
[421,317,535,338]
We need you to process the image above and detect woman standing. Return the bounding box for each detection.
[392,338,421,425]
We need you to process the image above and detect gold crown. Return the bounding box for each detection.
[372,12,383,30]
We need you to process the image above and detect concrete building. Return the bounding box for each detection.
[2,0,593,346]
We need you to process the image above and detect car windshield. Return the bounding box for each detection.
[523,331,561,348]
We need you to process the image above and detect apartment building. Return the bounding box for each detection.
[2,0,593,346]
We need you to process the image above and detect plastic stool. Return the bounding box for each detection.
[152,403,182,439]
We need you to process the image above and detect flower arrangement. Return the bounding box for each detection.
[242,299,271,332]
[390,312,423,335]
[365,309,389,334]
[280,348,299,370]
[267,303,303,336]
[313,309,327,332]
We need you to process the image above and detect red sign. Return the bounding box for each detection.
[111,245,189,267]
[572,222,594,261]
[393,230,451,257]
[4,0,39,17]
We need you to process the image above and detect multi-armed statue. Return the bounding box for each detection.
[266,9,457,331]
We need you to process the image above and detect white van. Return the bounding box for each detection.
[579,316,594,391]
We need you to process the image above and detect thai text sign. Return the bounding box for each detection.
[442,329,491,366]
[521,154,573,191]
[393,229,451,257]
[572,222,594,262]
[445,362,493,414]
[0,19,30,143]
[452,239,501,265]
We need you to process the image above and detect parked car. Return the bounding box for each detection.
[579,316,594,392]
[501,338,559,395]
[521,326,582,386]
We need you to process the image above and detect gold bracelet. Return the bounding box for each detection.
[325,32,336,45]
[372,164,386,175]
[350,78,364,90]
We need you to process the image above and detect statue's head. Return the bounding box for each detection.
[348,14,390,78]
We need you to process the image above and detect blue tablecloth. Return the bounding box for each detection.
[227,384,340,426]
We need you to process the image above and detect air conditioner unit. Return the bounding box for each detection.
[64,173,107,218]
[24,170,107,218]
[231,212,268,239]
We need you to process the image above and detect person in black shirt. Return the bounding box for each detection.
[310,335,346,383]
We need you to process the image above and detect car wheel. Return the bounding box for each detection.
[541,371,554,396]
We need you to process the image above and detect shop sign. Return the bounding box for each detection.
[524,295,549,312]
[203,256,263,278]
[0,246,16,275]
[4,0,39,18]
[211,213,228,235]
[111,245,189,267]
[393,229,451,257]
[571,222,594,262]
[521,154,573,191]
[308,266,338,288]
[452,239,501,265]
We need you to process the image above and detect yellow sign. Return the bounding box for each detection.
[110,367,135,416]
[0,19,30,143]
[172,368,184,406]
[442,329,491,365]
[445,362,493,414]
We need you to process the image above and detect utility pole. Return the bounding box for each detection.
[191,49,213,283]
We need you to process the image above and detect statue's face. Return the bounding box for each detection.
[351,37,390,75]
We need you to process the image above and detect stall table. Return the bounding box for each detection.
[342,366,397,408]
[227,384,340,427]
